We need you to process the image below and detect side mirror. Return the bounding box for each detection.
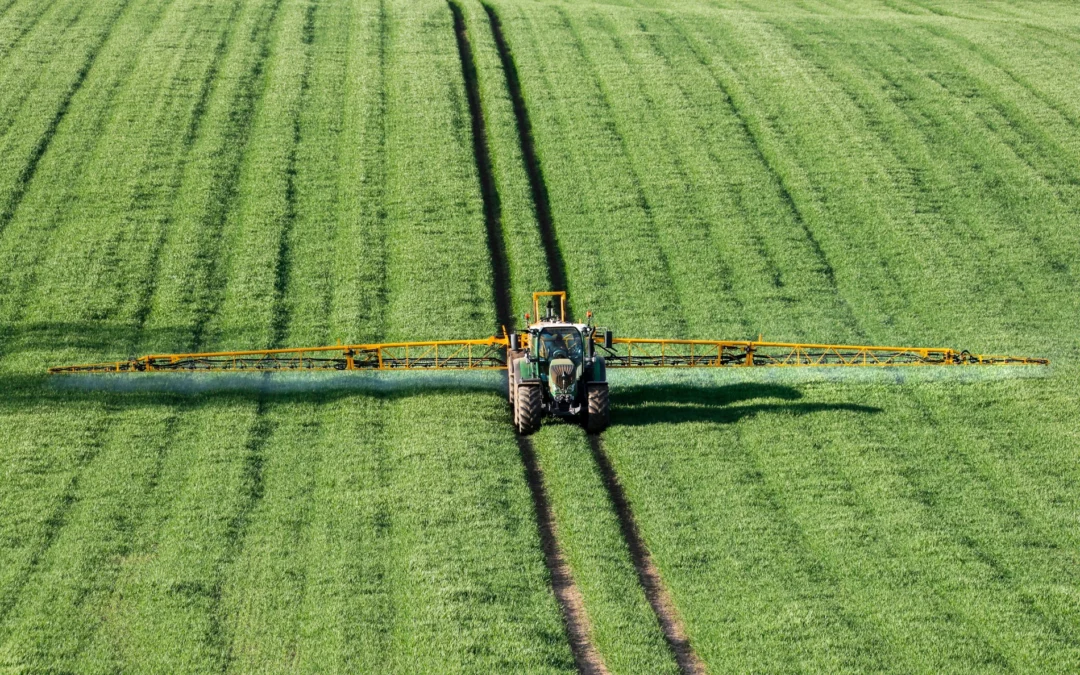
[509,333,520,351]
[603,330,613,350]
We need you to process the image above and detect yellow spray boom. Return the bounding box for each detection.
[48,291,1047,433]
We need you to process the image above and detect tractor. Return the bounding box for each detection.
[506,292,613,434]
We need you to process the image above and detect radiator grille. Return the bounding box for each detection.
[549,363,574,390]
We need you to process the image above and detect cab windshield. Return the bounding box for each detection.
[537,327,583,361]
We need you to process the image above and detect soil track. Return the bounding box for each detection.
[519,437,610,675]
[484,3,568,294]
[449,0,512,327]
[450,4,606,671]
[589,436,706,675]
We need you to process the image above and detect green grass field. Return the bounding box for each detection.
[1,0,1079,672]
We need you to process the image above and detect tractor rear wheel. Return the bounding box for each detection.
[586,383,609,433]
[516,384,543,435]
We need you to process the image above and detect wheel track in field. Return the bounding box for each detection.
[461,4,707,672]
[588,435,707,675]
[492,6,705,672]
[450,4,606,673]
[449,0,512,327]
[483,3,567,295]
[131,0,246,338]
[208,0,318,669]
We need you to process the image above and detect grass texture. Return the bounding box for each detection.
[1,0,1080,672]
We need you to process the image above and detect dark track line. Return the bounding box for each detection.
[210,401,272,674]
[588,436,706,675]
[483,3,568,297]
[271,0,318,349]
[0,0,132,240]
[189,0,287,351]
[449,0,512,329]
[513,7,704,670]
[132,0,246,339]
[518,437,610,675]
[450,5,605,672]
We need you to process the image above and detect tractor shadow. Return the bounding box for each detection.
[609,383,882,426]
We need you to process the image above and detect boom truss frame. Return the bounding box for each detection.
[47,336,1046,375]
[47,338,511,374]
[602,338,1047,368]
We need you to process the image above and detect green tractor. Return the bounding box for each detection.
[507,292,611,435]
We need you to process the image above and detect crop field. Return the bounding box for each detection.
[1,0,1079,672]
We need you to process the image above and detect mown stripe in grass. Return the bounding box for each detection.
[132,0,245,338]
[0,0,132,240]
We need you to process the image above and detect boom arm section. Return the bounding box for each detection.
[48,337,510,374]
[47,335,1048,375]
[601,338,1048,368]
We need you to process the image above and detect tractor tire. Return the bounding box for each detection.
[516,384,543,435]
[585,383,609,434]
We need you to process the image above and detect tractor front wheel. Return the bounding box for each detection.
[516,384,543,435]
[585,383,609,433]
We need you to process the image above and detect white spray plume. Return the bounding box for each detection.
[608,364,1053,391]
[52,370,507,396]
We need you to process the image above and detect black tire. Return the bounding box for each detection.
[516,384,543,435]
[585,383,609,433]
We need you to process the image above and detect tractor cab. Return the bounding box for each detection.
[536,325,584,410]
[507,292,610,434]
